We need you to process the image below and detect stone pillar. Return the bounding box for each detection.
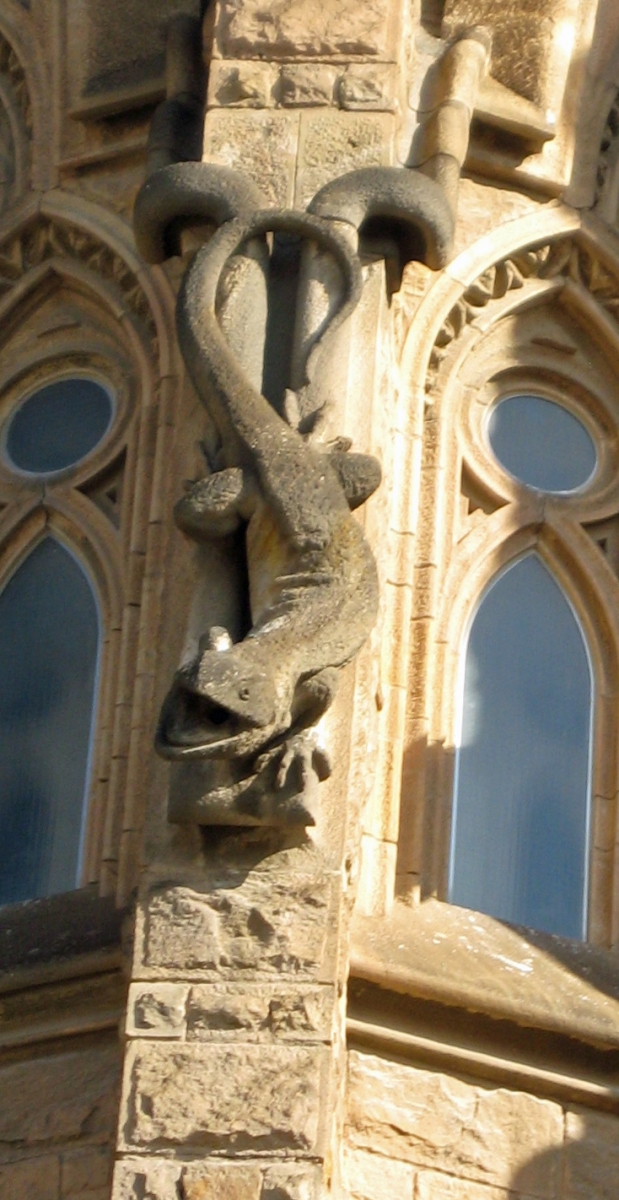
[112,2,405,1196]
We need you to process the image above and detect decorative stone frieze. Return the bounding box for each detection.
[0,215,156,337]
[428,235,619,386]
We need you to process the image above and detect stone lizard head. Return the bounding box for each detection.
[156,636,283,759]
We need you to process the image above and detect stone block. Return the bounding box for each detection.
[136,872,336,981]
[112,1158,180,1200]
[262,1163,323,1199]
[0,1154,60,1200]
[417,1172,511,1200]
[113,1159,322,1200]
[0,1045,120,1149]
[122,1042,327,1153]
[338,66,396,112]
[208,61,278,108]
[564,1110,619,1200]
[346,1053,563,1195]
[280,65,338,108]
[186,983,333,1040]
[127,983,188,1038]
[216,0,397,60]
[181,1164,261,1200]
[343,1147,415,1200]
[203,110,299,208]
[296,112,393,209]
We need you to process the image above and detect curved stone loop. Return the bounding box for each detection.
[133,161,268,263]
[182,206,364,394]
[177,208,365,551]
[309,166,455,270]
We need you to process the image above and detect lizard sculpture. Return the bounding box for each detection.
[134,161,453,823]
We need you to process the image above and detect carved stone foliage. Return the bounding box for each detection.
[134,159,454,827]
[0,33,30,216]
[429,237,619,387]
[0,217,156,339]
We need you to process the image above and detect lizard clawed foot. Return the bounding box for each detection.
[255,734,331,795]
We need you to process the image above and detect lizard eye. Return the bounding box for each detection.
[239,685,250,701]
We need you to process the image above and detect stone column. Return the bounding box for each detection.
[112,2,404,1197]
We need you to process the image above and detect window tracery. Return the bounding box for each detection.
[395,224,619,947]
[0,29,30,217]
[0,198,176,904]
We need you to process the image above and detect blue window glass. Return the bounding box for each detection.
[450,554,592,939]
[488,394,596,493]
[0,538,100,904]
[5,378,113,474]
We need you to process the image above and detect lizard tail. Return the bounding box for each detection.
[177,210,365,550]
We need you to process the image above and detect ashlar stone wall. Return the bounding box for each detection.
[344,1052,619,1200]
[2,1,619,1199]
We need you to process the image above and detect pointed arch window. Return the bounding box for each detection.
[449,561,594,942]
[440,380,611,941]
[0,372,120,907]
[0,537,100,905]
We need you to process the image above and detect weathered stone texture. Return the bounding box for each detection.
[61,1144,114,1199]
[295,112,393,208]
[346,1053,564,1194]
[138,874,335,980]
[0,1046,120,1149]
[123,1042,326,1153]
[208,60,279,108]
[563,1110,619,1200]
[343,1146,415,1200]
[442,0,566,106]
[112,1159,322,1200]
[181,1163,262,1200]
[112,1157,180,1200]
[338,66,396,112]
[186,983,333,1040]
[128,982,187,1037]
[203,110,298,206]
[216,0,396,60]
[261,1163,322,1199]
[0,1154,60,1200]
[280,65,337,108]
[450,179,541,260]
[416,1172,513,1200]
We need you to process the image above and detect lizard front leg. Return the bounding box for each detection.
[174,466,257,538]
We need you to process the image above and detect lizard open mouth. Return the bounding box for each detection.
[156,683,243,757]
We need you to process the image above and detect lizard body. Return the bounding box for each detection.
[155,207,381,761]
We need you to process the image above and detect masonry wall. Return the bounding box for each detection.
[344,1052,619,1200]
[1,2,619,1199]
